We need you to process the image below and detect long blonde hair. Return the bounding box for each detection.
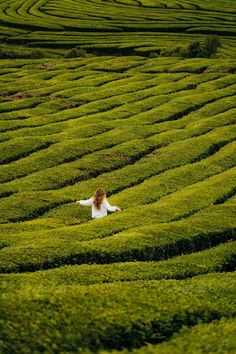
[93,187,106,210]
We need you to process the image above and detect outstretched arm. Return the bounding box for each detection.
[104,198,122,212]
[76,197,93,206]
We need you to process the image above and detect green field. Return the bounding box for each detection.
[0,0,236,57]
[0,1,236,353]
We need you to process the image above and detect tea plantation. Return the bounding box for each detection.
[0,0,236,353]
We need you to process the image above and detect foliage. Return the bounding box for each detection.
[30,49,46,59]
[0,273,235,353]
[0,39,235,354]
[100,318,236,354]
[0,0,235,58]
[160,35,221,58]
[0,48,46,59]
[65,47,87,58]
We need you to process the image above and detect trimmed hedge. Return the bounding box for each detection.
[0,124,235,222]
[1,0,235,57]
[0,54,235,354]
[0,273,235,353]
[1,241,235,287]
[99,318,236,354]
[0,202,235,273]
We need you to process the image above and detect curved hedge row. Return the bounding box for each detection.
[0,273,235,353]
[0,55,235,353]
[0,0,236,57]
[99,318,236,354]
[1,241,235,286]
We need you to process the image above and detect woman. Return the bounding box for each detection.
[76,187,122,219]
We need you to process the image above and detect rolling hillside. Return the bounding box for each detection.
[0,0,236,57]
[0,1,236,353]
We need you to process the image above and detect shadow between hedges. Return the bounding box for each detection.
[98,310,222,351]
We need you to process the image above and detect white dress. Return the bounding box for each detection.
[79,197,118,219]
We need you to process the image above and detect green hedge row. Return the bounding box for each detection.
[1,94,234,185]
[0,200,235,273]
[1,58,235,133]
[1,79,235,149]
[0,124,234,222]
[0,71,207,130]
[0,273,235,353]
[1,0,234,37]
[38,138,236,225]
[1,240,235,287]
[4,78,236,134]
[99,318,236,354]
[2,122,235,195]
[0,136,234,234]
[0,137,54,165]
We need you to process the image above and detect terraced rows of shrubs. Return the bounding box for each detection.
[0,0,236,58]
[1,273,236,353]
[0,54,236,353]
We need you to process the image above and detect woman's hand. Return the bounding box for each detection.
[75,200,80,204]
[116,207,123,212]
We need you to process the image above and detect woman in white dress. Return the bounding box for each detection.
[76,187,122,219]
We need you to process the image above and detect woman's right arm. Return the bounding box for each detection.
[76,197,93,206]
[104,198,122,212]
